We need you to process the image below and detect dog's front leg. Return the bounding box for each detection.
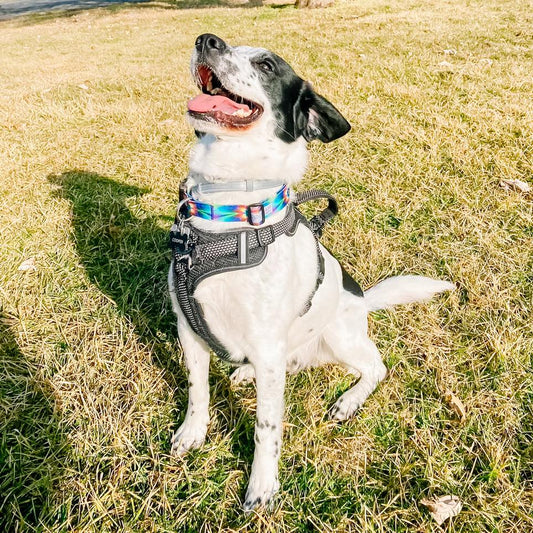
[243,347,286,512]
[171,316,211,456]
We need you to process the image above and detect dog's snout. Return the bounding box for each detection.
[195,33,227,55]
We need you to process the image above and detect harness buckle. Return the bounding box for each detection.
[247,203,266,226]
[170,223,194,269]
[256,225,276,247]
[308,215,325,237]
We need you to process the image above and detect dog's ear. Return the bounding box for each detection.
[293,82,351,143]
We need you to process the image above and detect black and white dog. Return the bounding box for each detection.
[168,34,454,511]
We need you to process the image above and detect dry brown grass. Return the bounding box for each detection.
[1,0,532,531]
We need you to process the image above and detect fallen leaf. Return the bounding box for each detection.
[499,178,531,193]
[421,495,462,525]
[445,389,467,421]
[18,257,36,272]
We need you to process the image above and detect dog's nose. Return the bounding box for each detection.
[195,34,227,54]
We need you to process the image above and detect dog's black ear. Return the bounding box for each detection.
[294,82,351,143]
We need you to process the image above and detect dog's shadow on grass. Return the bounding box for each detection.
[49,170,254,460]
[50,170,181,375]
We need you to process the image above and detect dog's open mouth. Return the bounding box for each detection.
[187,65,263,128]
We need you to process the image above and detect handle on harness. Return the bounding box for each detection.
[294,189,338,236]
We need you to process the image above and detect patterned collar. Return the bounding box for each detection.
[185,184,290,226]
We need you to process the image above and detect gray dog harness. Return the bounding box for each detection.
[170,184,361,359]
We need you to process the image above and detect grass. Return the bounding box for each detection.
[0,0,532,530]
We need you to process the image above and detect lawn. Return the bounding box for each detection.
[0,0,532,531]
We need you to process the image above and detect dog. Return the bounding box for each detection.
[168,33,454,511]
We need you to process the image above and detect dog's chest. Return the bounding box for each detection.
[192,228,318,361]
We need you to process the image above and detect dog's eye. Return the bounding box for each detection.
[255,59,275,73]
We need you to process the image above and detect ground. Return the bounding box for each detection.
[0,0,532,531]
[0,0,148,21]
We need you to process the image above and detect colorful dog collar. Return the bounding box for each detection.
[185,184,290,226]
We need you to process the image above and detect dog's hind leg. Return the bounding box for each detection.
[170,314,211,456]
[322,292,387,421]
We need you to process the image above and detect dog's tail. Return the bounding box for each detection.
[364,275,455,312]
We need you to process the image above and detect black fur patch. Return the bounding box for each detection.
[251,51,351,144]
[341,266,364,298]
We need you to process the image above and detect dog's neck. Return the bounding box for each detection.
[183,132,307,229]
[188,133,309,191]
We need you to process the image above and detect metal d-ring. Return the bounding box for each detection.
[176,197,193,223]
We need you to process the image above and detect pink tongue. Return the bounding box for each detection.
[188,94,250,115]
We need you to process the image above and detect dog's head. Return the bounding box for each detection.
[187,34,351,144]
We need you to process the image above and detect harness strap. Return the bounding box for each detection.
[300,237,325,316]
[294,189,338,237]
[189,204,298,265]
[173,259,230,357]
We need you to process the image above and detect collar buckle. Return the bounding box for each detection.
[247,203,266,226]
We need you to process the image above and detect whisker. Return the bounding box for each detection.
[274,120,296,141]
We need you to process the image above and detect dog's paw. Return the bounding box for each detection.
[170,421,207,456]
[230,364,255,386]
[328,393,362,421]
[243,475,280,512]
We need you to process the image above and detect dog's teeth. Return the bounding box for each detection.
[206,73,214,92]
[232,108,252,118]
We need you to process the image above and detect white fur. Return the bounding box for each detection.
[169,37,454,511]
[364,276,456,312]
